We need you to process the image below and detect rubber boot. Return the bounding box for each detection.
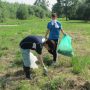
[23,66,32,79]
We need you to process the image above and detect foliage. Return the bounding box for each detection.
[83,3,90,20]
[34,0,49,10]
[52,0,90,21]
[0,0,51,22]
[0,1,8,22]
[52,2,63,17]
[76,2,90,20]
[32,5,46,18]
[52,0,79,20]
[16,4,29,20]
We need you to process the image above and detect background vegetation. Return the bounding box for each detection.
[52,0,90,21]
[0,0,51,22]
[0,0,90,22]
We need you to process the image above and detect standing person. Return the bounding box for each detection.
[45,13,66,65]
[20,35,47,79]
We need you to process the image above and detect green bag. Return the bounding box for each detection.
[57,35,74,56]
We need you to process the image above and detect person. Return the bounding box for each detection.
[20,35,47,79]
[45,13,66,65]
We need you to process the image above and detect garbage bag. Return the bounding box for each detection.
[57,35,74,56]
[30,52,38,69]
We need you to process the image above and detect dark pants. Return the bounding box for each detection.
[46,39,58,62]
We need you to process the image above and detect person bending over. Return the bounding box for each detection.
[20,35,47,79]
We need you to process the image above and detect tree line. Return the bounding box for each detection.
[52,0,90,21]
[0,0,90,22]
[0,0,51,22]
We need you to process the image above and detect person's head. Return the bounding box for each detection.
[43,40,56,51]
[51,13,57,20]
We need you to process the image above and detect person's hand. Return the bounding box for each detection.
[45,36,48,40]
[64,33,67,36]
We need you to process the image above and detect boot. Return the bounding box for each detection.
[23,66,32,79]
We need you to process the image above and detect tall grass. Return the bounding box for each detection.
[71,56,90,74]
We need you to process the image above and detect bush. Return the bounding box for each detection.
[83,3,90,21]
[0,8,5,22]
[16,4,29,20]
[0,1,51,21]
[32,6,46,18]
[0,2,9,22]
[28,6,35,16]
[8,3,19,19]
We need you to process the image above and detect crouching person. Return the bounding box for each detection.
[19,35,47,79]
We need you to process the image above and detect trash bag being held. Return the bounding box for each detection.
[57,35,74,56]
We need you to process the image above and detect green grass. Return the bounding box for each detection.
[71,56,90,74]
[0,18,90,90]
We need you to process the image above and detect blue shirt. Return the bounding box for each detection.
[47,21,62,40]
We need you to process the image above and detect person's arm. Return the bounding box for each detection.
[45,29,50,39]
[38,54,45,67]
[38,54,48,75]
[61,29,66,35]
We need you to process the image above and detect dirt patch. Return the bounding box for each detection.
[0,25,18,27]
[65,77,90,90]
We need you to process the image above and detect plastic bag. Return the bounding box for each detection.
[30,52,38,69]
[57,35,74,56]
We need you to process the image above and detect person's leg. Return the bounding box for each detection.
[52,39,58,62]
[53,49,57,62]
[21,49,32,79]
[23,65,31,79]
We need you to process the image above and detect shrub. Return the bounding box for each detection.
[32,6,45,18]
[16,4,29,20]
[28,6,35,16]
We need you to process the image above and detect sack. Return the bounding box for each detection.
[30,52,38,69]
[57,35,74,56]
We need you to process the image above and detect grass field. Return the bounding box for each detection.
[0,18,90,90]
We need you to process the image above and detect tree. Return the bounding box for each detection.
[86,0,90,3]
[34,0,49,10]
[32,5,45,18]
[76,0,90,21]
[52,0,78,20]
[16,4,29,20]
[0,1,9,22]
[28,6,35,16]
[52,0,63,17]
[83,3,90,21]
